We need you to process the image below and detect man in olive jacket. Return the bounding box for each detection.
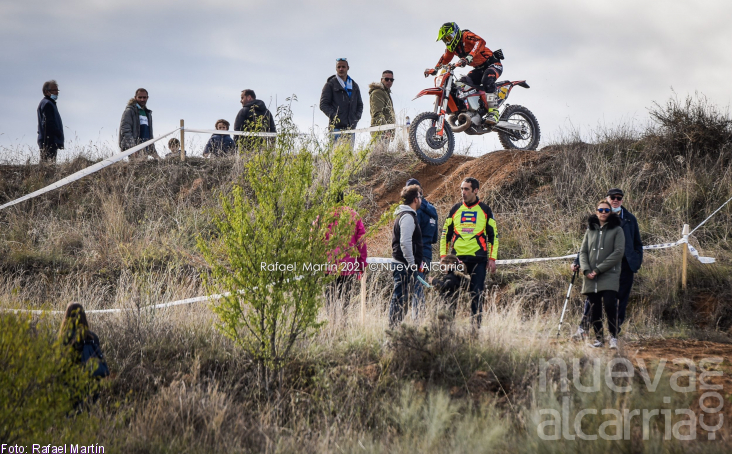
[320,59,363,146]
[369,70,396,139]
[119,88,159,160]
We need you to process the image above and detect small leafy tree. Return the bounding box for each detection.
[198,99,369,390]
[0,313,97,442]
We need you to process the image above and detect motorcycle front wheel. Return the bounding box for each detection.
[497,105,541,151]
[408,112,455,165]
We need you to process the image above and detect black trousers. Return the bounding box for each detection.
[468,63,503,94]
[587,290,619,340]
[464,261,487,326]
[580,264,635,331]
[39,144,58,163]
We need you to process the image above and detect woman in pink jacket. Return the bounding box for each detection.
[325,205,368,311]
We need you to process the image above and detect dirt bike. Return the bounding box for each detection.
[409,62,541,165]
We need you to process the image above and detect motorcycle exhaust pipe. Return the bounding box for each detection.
[448,113,472,133]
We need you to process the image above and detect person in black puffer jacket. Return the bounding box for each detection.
[319,59,364,146]
[234,89,276,151]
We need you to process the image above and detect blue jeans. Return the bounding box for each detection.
[389,263,418,327]
[333,129,356,148]
[412,271,427,320]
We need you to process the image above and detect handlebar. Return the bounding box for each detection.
[425,63,460,78]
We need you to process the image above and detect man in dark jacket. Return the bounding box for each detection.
[405,178,439,317]
[37,80,64,163]
[573,188,643,338]
[319,58,364,147]
[234,89,276,151]
[389,185,423,327]
[119,88,159,160]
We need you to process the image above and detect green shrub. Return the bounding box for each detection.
[198,101,371,391]
[0,313,97,443]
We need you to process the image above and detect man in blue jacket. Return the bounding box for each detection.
[406,178,440,317]
[573,188,643,338]
[37,80,64,163]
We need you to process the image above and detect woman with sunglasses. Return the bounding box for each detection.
[579,200,626,349]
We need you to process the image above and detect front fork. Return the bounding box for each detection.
[432,77,453,136]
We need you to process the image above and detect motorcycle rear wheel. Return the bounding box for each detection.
[408,112,455,165]
[497,105,541,151]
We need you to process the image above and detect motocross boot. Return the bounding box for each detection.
[485,108,500,125]
[483,93,500,125]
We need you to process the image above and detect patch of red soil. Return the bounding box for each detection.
[626,339,732,441]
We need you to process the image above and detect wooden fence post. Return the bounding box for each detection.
[180,119,185,161]
[360,269,367,325]
[681,223,690,290]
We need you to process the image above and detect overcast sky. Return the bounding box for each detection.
[1,0,731,161]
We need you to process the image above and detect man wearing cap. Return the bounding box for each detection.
[406,178,440,317]
[572,188,643,338]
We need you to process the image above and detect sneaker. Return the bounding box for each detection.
[571,327,587,341]
[590,340,604,348]
[609,338,618,349]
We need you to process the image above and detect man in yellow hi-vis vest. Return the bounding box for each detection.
[440,177,498,327]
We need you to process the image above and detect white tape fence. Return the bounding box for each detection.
[0,123,727,314]
[0,129,180,211]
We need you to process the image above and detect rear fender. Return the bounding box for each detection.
[498,80,530,100]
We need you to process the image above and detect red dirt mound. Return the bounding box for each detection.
[375,149,546,211]
[366,149,548,257]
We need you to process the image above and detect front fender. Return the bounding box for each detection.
[412,88,443,100]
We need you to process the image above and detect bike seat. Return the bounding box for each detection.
[457,76,482,91]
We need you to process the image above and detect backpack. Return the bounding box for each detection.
[81,337,110,378]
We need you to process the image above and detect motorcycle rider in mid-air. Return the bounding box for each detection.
[425,22,503,125]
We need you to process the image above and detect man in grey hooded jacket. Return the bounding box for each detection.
[119,88,159,160]
[389,185,423,327]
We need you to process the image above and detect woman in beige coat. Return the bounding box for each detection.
[579,200,625,349]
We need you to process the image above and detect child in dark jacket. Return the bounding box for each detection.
[430,254,468,317]
[203,119,236,157]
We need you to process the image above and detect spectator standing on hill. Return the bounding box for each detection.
[203,119,236,157]
[119,88,160,161]
[320,58,363,147]
[37,80,64,164]
[579,200,625,349]
[440,177,498,327]
[234,89,276,150]
[324,201,368,314]
[369,70,396,140]
[572,188,643,339]
[389,185,423,327]
[405,178,439,317]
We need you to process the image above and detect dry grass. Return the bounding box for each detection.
[1,95,732,451]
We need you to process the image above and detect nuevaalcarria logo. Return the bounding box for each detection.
[536,356,725,441]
